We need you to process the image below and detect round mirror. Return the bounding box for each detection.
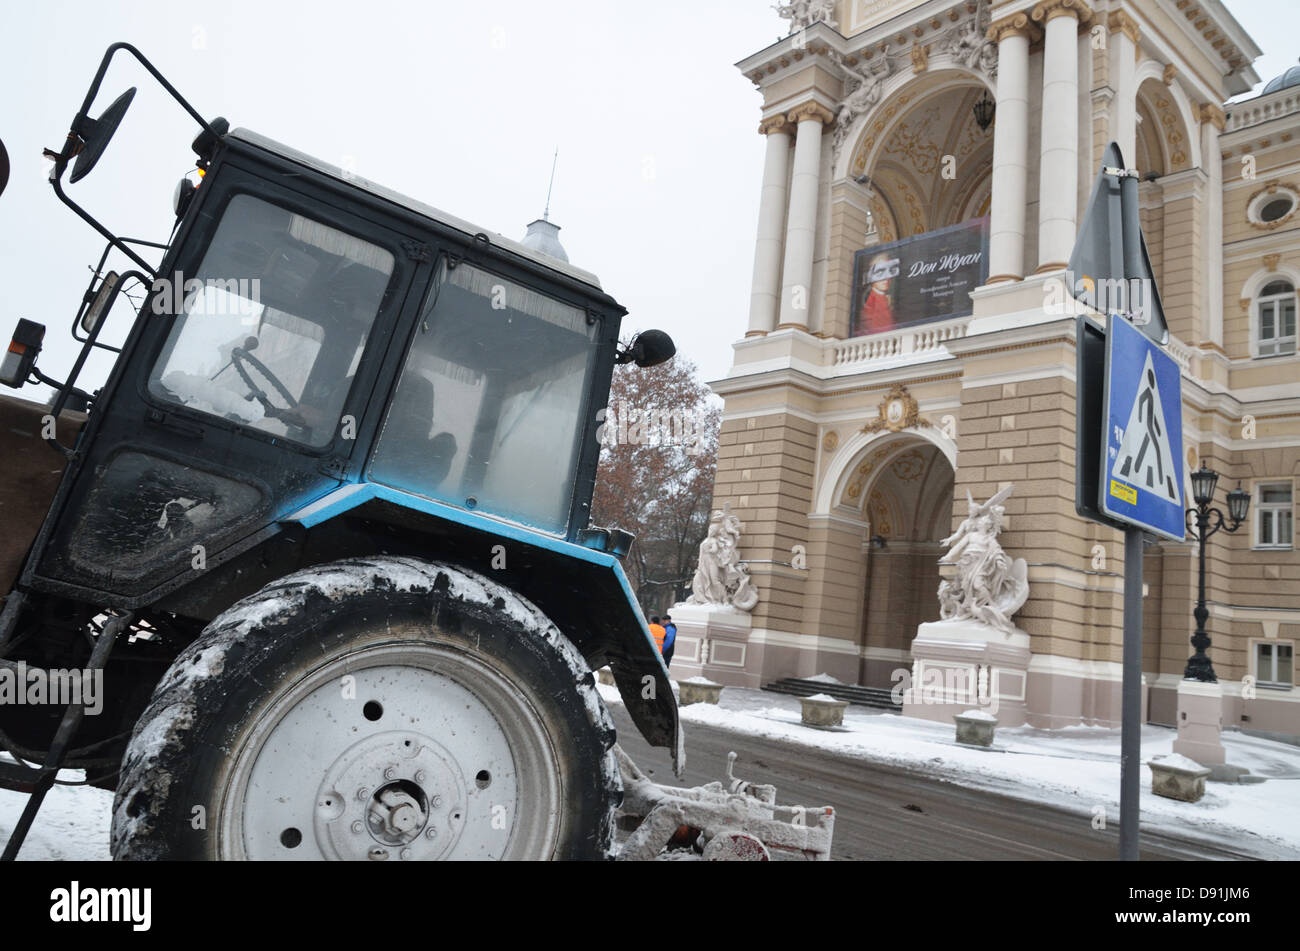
[0,136,9,199]
[70,87,137,184]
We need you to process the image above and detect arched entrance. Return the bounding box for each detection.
[823,67,996,339]
[824,432,955,690]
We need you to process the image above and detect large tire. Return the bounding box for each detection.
[111,557,620,860]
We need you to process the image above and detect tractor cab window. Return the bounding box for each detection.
[370,260,597,534]
[148,194,395,447]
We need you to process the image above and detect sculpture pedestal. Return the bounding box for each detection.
[667,603,757,688]
[902,618,1031,727]
[1171,679,1226,767]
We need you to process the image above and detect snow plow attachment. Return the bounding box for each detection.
[613,746,835,861]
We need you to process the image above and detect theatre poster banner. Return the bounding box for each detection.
[851,217,989,337]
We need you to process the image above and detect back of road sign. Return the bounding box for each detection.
[1100,313,1186,541]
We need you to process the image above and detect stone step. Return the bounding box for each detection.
[761,678,902,712]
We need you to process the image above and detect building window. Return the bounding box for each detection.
[1256,280,1298,357]
[1255,481,1294,549]
[1260,196,1295,222]
[1247,184,1300,229]
[1255,642,1294,688]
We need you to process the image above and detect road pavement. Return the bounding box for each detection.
[609,706,1269,860]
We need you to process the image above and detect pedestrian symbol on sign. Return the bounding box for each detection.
[1100,311,1185,541]
[1111,352,1180,506]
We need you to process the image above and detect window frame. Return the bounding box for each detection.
[141,185,407,457]
[1253,479,1295,550]
[1247,184,1300,230]
[1255,280,1299,359]
[366,252,605,538]
[1253,640,1295,690]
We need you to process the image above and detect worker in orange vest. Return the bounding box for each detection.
[648,615,667,654]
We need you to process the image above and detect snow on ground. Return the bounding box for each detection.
[4,683,1297,860]
[605,681,1300,860]
[0,758,113,860]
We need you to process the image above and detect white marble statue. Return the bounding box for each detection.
[774,0,838,34]
[936,485,1029,635]
[687,505,760,612]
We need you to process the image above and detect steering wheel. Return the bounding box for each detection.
[230,344,302,424]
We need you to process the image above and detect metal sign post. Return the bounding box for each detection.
[1071,144,1184,861]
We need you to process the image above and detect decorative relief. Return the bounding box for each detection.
[1246,182,1300,232]
[1198,102,1226,131]
[987,12,1033,43]
[822,430,839,452]
[910,42,930,74]
[787,101,835,126]
[861,384,932,435]
[851,91,916,177]
[845,445,894,501]
[758,114,791,136]
[889,449,925,481]
[867,488,894,537]
[1106,9,1140,45]
[834,4,997,163]
[1264,253,1282,271]
[832,56,893,157]
[1152,93,1188,169]
[1031,0,1094,28]
[882,104,946,175]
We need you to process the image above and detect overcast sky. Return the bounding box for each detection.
[1,1,1295,398]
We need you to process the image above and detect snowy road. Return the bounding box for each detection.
[608,705,1286,861]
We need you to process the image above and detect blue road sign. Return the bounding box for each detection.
[1100,313,1185,540]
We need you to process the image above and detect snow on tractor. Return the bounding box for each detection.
[0,44,834,860]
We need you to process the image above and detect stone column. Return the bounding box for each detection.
[986,13,1034,285]
[747,116,793,336]
[778,101,834,330]
[1032,0,1091,272]
[1200,103,1226,347]
[1107,10,1139,164]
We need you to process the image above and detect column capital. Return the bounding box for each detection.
[1031,0,1094,29]
[987,12,1036,43]
[758,114,792,136]
[787,101,836,126]
[1107,9,1140,45]
[1198,102,1226,131]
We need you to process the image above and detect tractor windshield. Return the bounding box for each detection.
[147,193,395,447]
[369,260,598,534]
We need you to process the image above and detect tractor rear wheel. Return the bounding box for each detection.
[111,557,620,860]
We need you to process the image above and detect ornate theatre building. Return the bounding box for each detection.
[675,0,1300,740]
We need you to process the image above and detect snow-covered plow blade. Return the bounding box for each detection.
[613,746,835,861]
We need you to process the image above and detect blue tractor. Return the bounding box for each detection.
[0,44,692,860]
[1,45,835,862]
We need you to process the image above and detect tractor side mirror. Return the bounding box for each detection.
[1,319,46,388]
[616,329,676,368]
[69,87,137,184]
[81,271,122,335]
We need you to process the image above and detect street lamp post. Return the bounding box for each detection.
[1183,463,1251,682]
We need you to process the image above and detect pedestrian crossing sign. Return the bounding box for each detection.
[1100,313,1186,540]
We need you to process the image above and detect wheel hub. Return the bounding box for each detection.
[314,732,466,860]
